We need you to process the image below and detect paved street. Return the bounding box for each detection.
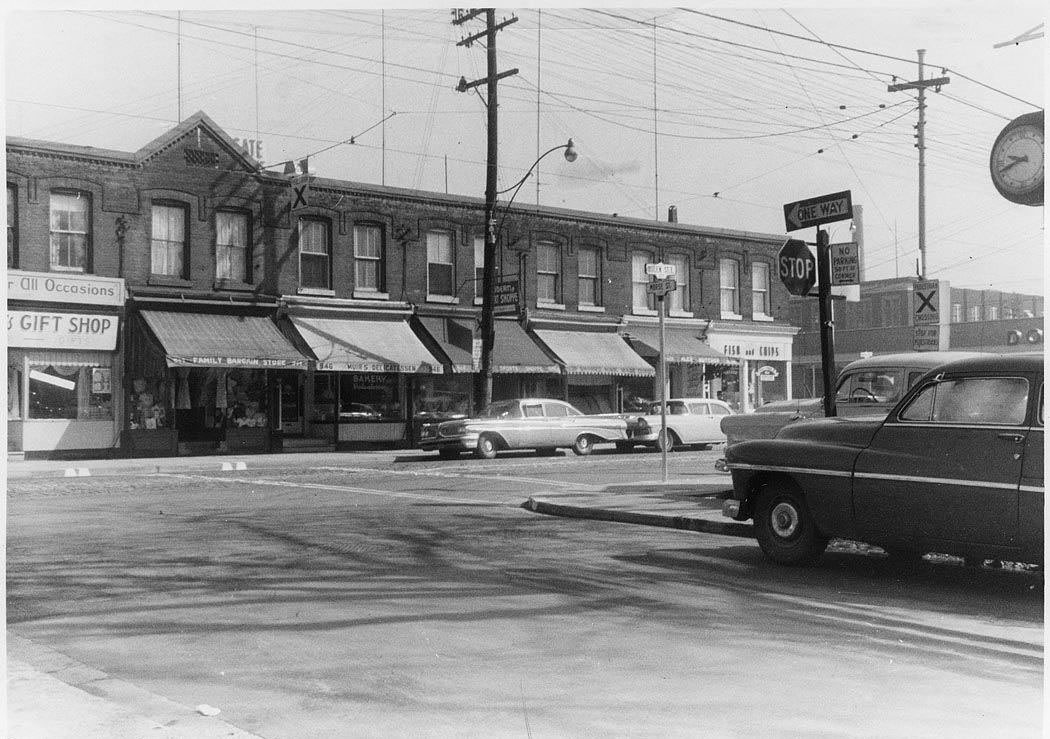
[7,448,1043,738]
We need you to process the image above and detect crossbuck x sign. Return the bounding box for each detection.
[913,280,939,324]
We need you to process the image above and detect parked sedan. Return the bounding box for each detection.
[628,398,734,452]
[418,398,634,459]
[721,353,1043,567]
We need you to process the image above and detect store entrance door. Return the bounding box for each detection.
[278,371,304,436]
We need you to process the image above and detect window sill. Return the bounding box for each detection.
[669,310,694,318]
[537,301,566,311]
[49,265,88,274]
[632,307,658,317]
[214,279,254,292]
[298,287,336,297]
[752,313,775,322]
[148,275,192,288]
[578,304,606,313]
[720,312,743,321]
[353,290,390,301]
[427,295,460,305]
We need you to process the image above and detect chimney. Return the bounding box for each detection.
[667,205,678,223]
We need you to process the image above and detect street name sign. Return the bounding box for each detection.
[783,190,853,231]
[913,279,940,325]
[777,238,816,296]
[645,262,677,279]
[830,242,860,285]
[646,277,677,297]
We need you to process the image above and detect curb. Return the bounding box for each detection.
[522,497,753,538]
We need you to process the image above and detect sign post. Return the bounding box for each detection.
[784,191,855,418]
[645,265,678,484]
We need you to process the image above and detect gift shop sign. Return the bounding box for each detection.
[8,311,120,350]
[7,269,126,307]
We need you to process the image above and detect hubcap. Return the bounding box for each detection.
[770,501,800,539]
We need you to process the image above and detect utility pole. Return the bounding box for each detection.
[453,9,519,413]
[888,50,949,279]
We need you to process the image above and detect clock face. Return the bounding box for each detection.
[990,112,1044,206]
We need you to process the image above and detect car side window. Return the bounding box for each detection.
[523,403,544,418]
[543,402,569,417]
[710,403,731,416]
[667,401,688,415]
[688,402,707,414]
[901,377,1029,425]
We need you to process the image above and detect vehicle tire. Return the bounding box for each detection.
[571,434,594,456]
[615,442,634,454]
[475,434,498,460]
[656,429,678,453]
[753,482,828,566]
[437,448,459,460]
[535,447,558,457]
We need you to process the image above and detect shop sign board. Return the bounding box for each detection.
[7,269,125,307]
[493,278,519,307]
[913,280,940,325]
[830,242,860,285]
[715,339,787,361]
[913,325,940,351]
[755,365,780,382]
[7,310,120,350]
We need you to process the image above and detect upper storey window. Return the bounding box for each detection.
[216,211,250,283]
[299,217,331,290]
[50,191,91,272]
[151,203,188,278]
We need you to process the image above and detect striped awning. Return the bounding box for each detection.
[533,329,655,377]
[416,317,560,374]
[290,315,441,373]
[140,311,308,369]
[624,326,736,365]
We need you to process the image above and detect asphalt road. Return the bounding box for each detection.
[7,448,1044,737]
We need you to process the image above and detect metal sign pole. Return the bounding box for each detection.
[659,291,668,483]
[816,227,837,417]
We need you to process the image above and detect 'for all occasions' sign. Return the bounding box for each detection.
[7,269,126,307]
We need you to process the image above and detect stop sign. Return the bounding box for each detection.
[778,238,816,296]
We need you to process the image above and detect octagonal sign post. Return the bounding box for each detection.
[778,238,816,296]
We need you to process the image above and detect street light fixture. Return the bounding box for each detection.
[476,138,578,413]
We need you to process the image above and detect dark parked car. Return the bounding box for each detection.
[722,353,1043,566]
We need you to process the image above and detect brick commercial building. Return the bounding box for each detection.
[8,112,802,459]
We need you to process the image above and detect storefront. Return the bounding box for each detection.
[530,324,655,414]
[124,306,309,456]
[7,270,126,459]
[622,321,737,403]
[704,322,799,412]
[286,308,443,447]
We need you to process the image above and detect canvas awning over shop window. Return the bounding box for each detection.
[140,310,309,369]
[289,315,441,373]
[624,326,736,365]
[533,329,655,377]
[416,317,561,374]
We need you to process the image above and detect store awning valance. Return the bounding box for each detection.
[533,329,655,377]
[140,311,309,369]
[625,326,737,365]
[290,315,441,373]
[416,317,560,374]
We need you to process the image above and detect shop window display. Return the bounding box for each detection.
[29,364,113,420]
[415,375,471,422]
[224,370,268,428]
[340,373,400,421]
[128,377,171,429]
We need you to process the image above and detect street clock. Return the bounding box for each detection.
[989,110,1044,206]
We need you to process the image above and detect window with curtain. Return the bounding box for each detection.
[536,242,561,304]
[7,184,16,269]
[578,245,600,306]
[354,224,385,292]
[632,252,655,311]
[427,230,454,297]
[215,211,249,282]
[474,236,485,300]
[151,203,187,278]
[28,364,112,420]
[720,258,740,315]
[986,305,999,321]
[752,261,770,317]
[951,303,963,323]
[299,217,331,289]
[969,305,981,322]
[667,254,689,312]
[50,191,90,272]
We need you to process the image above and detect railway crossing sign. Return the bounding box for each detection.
[913,280,940,325]
[778,238,816,297]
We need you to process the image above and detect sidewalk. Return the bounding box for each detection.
[521,477,753,538]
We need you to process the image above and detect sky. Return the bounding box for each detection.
[4,2,1046,295]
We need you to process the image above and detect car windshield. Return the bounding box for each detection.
[836,369,906,404]
[481,401,522,419]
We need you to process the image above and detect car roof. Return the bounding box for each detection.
[922,351,1044,376]
[653,398,729,404]
[841,351,986,373]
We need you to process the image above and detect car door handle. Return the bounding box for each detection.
[996,432,1026,443]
